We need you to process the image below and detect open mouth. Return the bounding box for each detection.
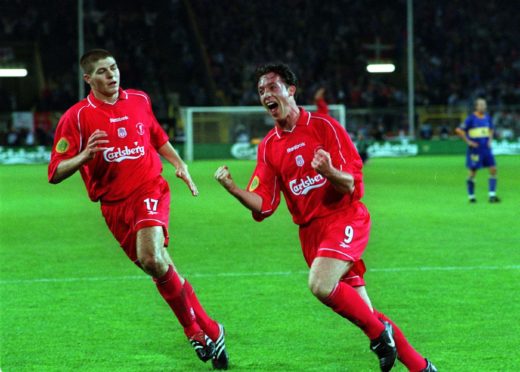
[266,101,279,113]
[109,81,117,87]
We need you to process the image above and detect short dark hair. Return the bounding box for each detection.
[80,49,114,74]
[254,63,298,87]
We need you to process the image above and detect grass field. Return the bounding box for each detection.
[1,155,519,371]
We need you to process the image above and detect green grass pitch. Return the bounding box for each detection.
[1,155,519,371]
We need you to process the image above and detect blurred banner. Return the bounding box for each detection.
[0,140,518,165]
[0,146,50,164]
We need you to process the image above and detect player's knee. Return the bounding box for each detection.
[308,275,335,300]
[139,252,167,277]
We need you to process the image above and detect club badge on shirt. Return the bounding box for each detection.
[136,123,145,135]
[249,176,260,191]
[56,137,69,153]
[295,155,305,167]
[118,127,127,138]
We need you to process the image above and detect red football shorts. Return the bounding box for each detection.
[101,176,170,263]
[299,202,371,287]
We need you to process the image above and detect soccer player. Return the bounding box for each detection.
[314,87,329,115]
[48,49,228,369]
[455,98,499,203]
[215,63,436,372]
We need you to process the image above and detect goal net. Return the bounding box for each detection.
[180,105,346,161]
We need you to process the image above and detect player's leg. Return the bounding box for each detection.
[308,257,396,371]
[137,226,215,362]
[488,164,499,202]
[373,310,436,372]
[308,257,384,338]
[354,287,433,372]
[163,250,229,369]
[467,168,477,202]
[161,250,220,340]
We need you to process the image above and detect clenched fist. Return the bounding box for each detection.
[311,149,333,176]
[214,165,236,191]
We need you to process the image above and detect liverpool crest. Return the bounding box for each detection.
[295,154,305,167]
[117,127,127,138]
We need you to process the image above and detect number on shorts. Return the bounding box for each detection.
[144,198,158,212]
[344,225,354,244]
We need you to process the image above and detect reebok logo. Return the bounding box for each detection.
[287,142,306,153]
[289,174,326,196]
[103,142,145,163]
[109,116,129,123]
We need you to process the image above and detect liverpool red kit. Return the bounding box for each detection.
[48,88,169,203]
[48,88,171,260]
[247,107,368,285]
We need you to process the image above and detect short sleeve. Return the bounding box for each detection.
[248,142,281,221]
[48,109,82,183]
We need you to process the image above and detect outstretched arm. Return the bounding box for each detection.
[158,141,198,196]
[214,166,262,212]
[311,149,354,194]
[50,129,109,184]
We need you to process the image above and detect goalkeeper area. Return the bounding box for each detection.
[1,156,519,371]
[181,104,346,161]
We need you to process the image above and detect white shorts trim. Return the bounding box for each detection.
[317,248,355,261]
[134,218,167,228]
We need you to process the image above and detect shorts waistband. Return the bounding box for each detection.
[100,175,165,206]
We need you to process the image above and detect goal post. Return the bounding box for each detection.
[181,104,346,161]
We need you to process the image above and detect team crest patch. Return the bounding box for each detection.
[249,176,260,191]
[117,127,127,138]
[56,137,69,153]
[295,154,305,167]
[136,123,145,135]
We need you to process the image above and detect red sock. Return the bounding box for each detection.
[374,310,427,372]
[322,282,385,339]
[155,265,200,338]
[183,280,220,341]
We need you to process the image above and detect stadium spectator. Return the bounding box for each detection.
[215,63,436,372]
[47,49,229,369]
[2,0,520,139]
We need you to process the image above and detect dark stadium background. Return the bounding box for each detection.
[1,0,519,147]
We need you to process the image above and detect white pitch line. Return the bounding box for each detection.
[0,264,518,285]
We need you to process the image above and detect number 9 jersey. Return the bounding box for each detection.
[247,108,370,284]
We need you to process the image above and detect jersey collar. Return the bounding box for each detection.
[274,107,310,138]
[87,88,128,108]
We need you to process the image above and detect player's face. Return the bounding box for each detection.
[84,57,120,99]
[258,72,296,120]
[475,99,487,113]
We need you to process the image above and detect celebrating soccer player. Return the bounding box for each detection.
[455,98,500,203]
[215,63,436,372]
[48,49,228,369]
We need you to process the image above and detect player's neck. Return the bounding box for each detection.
[276,105,300,131]
[92,90,119,104]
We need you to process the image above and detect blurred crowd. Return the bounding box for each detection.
[193,0,520,108]
[0,0,519,145]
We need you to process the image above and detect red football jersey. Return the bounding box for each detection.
[48,88,169,203]
[248,107,364,225]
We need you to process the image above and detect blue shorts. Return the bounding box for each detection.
[466,146,496,170]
